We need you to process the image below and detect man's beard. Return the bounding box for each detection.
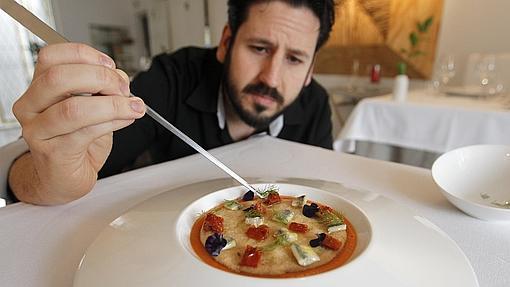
[222,47,286,130]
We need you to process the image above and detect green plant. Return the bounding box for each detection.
[401,16,434,59]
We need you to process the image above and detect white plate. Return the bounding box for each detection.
[432,145,510,221]
[73,178,478,287]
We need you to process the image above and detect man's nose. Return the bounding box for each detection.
[259,56,283,88]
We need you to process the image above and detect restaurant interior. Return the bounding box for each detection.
[0,1,509,287]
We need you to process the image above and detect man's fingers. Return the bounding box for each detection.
[17,64,130,116]
[35,43,115,77]
[115,69,130,84]
[56,119,135,150]
[27,95,145,140]
[114,68,132,96]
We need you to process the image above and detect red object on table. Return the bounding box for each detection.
[370,64,381,83]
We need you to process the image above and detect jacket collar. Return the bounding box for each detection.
[282,91,305,125]
[185,48,222,113]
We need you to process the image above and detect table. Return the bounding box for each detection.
[0,136,509,286]
[335,90,510,153]
[328,84,392,127]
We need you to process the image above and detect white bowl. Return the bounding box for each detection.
[432,145,510,221]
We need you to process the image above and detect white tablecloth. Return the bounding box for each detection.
[335,90,510,153]
[0,136,509,287]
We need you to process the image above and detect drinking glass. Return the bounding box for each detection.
[476,54,504,97]
[431,55,456,94]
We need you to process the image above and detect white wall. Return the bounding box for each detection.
[435,0,510,84]
[51,0,148,73]
[144,0,172,56]
[207,0,228,46]
[52,0,134,45]
[167,0,206,50]
[437,0,510,56]
[51,0,209,65]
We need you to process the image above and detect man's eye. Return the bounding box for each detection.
[287,55,303,65]
[251,46,268,54]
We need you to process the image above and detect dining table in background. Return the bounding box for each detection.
[0,136,508,286]
[334,89,510,153]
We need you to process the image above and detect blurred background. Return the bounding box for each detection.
[1,0,510,165]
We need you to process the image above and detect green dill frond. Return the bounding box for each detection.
[256,184,280,198]
[245,209,262,218]
[319,210,344,226]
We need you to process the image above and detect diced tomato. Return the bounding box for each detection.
[319,205,334,213]
[253,201,267,214]
[264,192,281,205]
[246,225,269,241]
[203,213,224,233]
[321,234,342,250]
[240,245,262,267]
[288,222,309,233]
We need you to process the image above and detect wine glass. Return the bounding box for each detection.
[431,55,456,94]
[476,54,504,98]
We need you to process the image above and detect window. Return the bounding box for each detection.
[0,0,55,123]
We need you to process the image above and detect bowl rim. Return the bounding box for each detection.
[431,144,510,214]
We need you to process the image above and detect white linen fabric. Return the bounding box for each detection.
[335,90,510,153]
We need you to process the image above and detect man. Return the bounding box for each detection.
[7,0,336,205]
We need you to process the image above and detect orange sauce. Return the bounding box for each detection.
[190,200,357,278]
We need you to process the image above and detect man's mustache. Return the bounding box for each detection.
[242,82,284,105]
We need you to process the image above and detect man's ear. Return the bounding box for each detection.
[216,25,232,63]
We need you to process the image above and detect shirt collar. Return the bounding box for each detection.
[217,91,284,137]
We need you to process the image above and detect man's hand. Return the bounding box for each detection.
[8,43,146,205]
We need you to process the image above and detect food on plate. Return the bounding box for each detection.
[190,185,357,277]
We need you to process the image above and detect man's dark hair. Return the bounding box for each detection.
[227,0,336,51]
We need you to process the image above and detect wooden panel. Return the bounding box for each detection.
[315,45,424,78]
[316,0,444,79]
[358,0,391,39]
[326,0,386,46]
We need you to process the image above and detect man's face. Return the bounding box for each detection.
[218,1,320,128]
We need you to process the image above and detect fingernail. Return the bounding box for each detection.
[130,99,145,113]
[100,56,115,69]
